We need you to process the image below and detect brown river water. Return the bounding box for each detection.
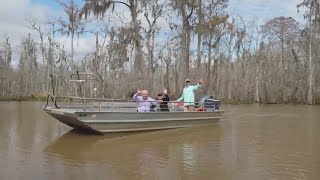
[0,102,319,180]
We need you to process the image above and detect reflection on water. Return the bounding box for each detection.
[0,102,320,180]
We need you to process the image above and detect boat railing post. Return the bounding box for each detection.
[172,101,175,112]
[53,75,59,108]
[111,99,114,112]
[67,97,69,109]
[82,97,85,112]
[83,82,86,111]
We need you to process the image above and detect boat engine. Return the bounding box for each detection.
[203,96,220,111]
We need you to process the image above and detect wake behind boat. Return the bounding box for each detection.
[43,72,224,134]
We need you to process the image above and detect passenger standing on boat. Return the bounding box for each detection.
[156,88,170,112]
[133,89,158,112]
[176,79,203,112]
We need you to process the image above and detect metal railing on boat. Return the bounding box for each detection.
[45,95,220,112]
[44,72,220,112]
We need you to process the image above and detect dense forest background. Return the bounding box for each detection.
[0,0,319,104]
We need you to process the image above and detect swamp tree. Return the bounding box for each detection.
[57,0,86,69]
[142,0,167,93]
[297,0,320,104]
[81,0,146,74]
[170,0,196,79]
[0,37,12,97]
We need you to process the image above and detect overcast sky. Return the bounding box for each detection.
[0,0,304,66]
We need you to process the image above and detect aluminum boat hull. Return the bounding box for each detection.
[44,107,223,134]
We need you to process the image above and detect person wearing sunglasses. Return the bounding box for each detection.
[176,79,203,112]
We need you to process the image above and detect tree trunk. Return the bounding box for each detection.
[280,38,285,102]
[267,43,271,103]
[165,61,170,93]
[212,60,218,96]
[185,27,191,79]
[238,48,244,101]
[150,71,155,94]
[174,61,179,96]
[46,44,51,93]
[71,31,78,97]
[206,35,213,94]
[196,0,202,70]
[307,35,314,104]
[255,58,260,103]
[227,34,233,100]
[214,45,220,97]
[71,31,74,68]
[181,8,191,80]
[39,32,46,94]
[146,31,153,92]
[131,2,145,75]
[94,33,99,74]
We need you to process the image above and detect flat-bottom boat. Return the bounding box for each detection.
[43,72,224,135]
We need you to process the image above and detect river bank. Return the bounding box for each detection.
[0,94,48,102]
[1,95,319,105]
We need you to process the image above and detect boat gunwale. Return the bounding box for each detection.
[44,107,224,115]
[97,123,217,132]
[72,110,224,114]
[81,116,221,123]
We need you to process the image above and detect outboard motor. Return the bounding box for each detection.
[203,96,220,111]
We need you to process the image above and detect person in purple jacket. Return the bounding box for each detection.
[133,89,158,112]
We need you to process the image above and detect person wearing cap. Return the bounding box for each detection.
[156,88,170,112]
[176,79,203,112]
